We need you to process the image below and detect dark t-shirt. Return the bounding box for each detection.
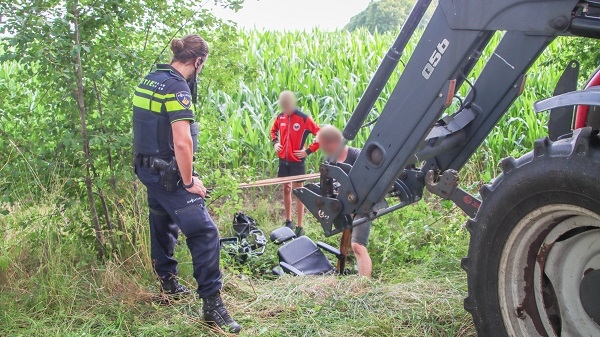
[343,147,361,165]
[133,64,196,156]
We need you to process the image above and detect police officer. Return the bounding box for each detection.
[132,34,241,334]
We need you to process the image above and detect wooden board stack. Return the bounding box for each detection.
[238,173,321,188]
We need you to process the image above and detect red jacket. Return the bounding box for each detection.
[270,110,320,163]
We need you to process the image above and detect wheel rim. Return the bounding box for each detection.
[498,204,600,336]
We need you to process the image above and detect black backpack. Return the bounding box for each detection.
[220,212,267,263]
[232,212,258,238]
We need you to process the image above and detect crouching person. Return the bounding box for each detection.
[132,34,241,333]
[317,125,373,278]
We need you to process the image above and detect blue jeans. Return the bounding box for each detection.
[136,164,222,298]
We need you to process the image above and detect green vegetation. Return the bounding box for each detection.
[1,2,597,335]
[214,30,587,181]
[345,0,434,33]
[1,191,472,336]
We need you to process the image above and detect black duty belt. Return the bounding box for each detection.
[135,154,166,168]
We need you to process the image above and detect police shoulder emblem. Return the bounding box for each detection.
[176,91,193,109]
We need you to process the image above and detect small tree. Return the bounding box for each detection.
[0,0,246,257]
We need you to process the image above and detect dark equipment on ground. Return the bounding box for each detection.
[219,213,267,263]
[295,0,600,336]
[269,226,345,276]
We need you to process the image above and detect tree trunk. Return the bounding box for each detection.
[132,180,141,247]
[72,2,105,259]
[93,80,125,235]
[96,189,115,249]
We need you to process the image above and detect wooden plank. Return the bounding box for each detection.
[238,173,320,188]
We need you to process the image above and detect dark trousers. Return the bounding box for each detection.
[135,164,222,298]
[277,159,306,177]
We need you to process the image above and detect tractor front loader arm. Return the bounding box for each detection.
[294,0,600,236]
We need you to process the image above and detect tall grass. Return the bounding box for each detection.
[0,178,474,336]
[202,30,574,181]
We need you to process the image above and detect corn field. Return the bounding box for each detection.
[0,29,583,193]
[204,29,576,181]
[204,29,406,175]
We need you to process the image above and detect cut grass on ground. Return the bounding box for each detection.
[1,189,474,336]
[1,266,473,336]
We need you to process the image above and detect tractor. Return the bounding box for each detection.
[295,0,600,336]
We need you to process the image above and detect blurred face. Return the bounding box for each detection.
[280,101,295,115]
[320,138,342,157]
[279,93,297,115]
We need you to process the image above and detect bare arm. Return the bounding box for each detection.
[172,121,193,184]
[172,120,206,197]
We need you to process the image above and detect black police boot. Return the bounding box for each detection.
[202,291,242,334]
[160,278,191,297]
[284,220,295,229]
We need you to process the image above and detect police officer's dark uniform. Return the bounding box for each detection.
[133,63,241,333]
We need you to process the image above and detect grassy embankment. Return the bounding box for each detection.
[1,186,472,336]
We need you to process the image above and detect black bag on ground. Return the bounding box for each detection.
[232,212,258,238]
[220,212,266,263]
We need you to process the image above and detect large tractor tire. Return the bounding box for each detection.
[463,127,600,337]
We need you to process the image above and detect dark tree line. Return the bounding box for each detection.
[345,0,434,34]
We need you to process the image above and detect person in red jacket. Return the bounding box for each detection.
[270,91,320,236]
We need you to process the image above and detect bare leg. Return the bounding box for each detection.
[352,242,372,278]
[292,181,304,227]
[283,183,292,222]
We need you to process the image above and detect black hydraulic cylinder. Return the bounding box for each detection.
[571,17,600,38]
[342,0,433,141]
[409,131,467,166]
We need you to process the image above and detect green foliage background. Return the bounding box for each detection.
[1,1,600,335]
[0,0,248,201]
[1,3,598,255]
